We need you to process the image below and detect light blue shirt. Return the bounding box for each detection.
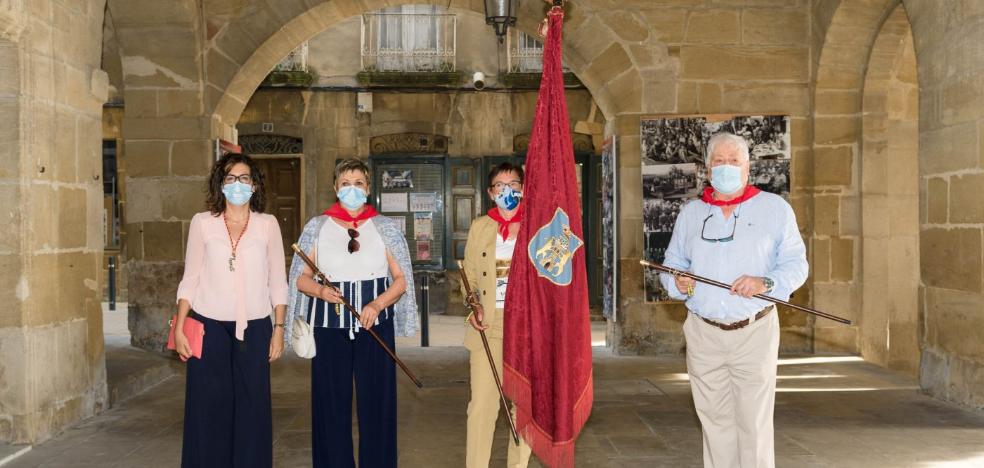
[658,191,808,323]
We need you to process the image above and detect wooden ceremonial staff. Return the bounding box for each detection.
[291,244,424,388]
[457,260,522,446]
[639,260,852,325]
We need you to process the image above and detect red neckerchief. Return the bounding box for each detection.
[487,204,524,241]
[701,186,761,207]
[323,202,379,228]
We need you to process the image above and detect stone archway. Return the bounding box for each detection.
[109,0,675,354]
[204,0,656,137]
[859,4,919,375]
[902,0,984,408]
[811,0,903,355]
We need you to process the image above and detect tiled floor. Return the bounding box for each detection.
[8,348,984,467]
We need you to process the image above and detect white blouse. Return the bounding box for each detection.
[316,218,389,281]
[494,236,516,309]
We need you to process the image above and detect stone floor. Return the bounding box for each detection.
[7,346,984,468]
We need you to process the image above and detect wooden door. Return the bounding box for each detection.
[255,157,301,258]
[449,158,481,267]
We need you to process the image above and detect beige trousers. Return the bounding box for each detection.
[465,335,532,468]
[683,310,780,468]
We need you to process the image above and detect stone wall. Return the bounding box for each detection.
[107,0,215,352]
[609,0,815,355]
[0,0,108,443]
[811,0,900,358]
[860,6,919,375]
[904,0,984,409]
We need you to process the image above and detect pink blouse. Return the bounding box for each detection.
[176,211,289,340]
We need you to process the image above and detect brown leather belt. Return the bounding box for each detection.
[700,306,775,331]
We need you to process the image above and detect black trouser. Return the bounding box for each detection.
[182,315,273,468]
[311,320,397,468]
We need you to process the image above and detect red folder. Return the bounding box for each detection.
[166,313,205,361]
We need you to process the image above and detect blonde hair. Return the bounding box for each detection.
[334,158,371,182]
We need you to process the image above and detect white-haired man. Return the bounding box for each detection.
[660,132,808,468]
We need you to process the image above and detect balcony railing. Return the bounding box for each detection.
[508,30,543,73]
[274,41,309,72]
[264,41,314,87]
[507,30,569,73]
[361,13,457,73]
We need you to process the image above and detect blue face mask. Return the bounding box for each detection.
[494,185,522,211]
[222,182,253,206]
[710,164,745,194]
[337,185,368,211]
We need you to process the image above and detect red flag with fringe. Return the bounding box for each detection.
[502,5,593,467]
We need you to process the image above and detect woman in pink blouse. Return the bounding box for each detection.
[173,153,288,468]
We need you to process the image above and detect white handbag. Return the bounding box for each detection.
[291,316,316,359]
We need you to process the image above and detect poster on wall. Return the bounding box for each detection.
[381,169,414,189]
[641,115,791,302]
[380,192,408,212]
[416,241,431,261]
[600,137,618,321]
[409,192,437,212]
[413,212,433,240]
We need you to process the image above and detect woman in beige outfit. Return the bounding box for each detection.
[461,162,533,468]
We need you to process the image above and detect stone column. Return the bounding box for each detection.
[0,0,109,443]
[108,0,213,351]
[122,123,214,351]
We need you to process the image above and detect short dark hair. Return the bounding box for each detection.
[487,162,524,188]
[205,153,266,216]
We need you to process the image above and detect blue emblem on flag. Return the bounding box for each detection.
[528,208,583,286]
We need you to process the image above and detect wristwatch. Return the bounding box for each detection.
[762,277,775,294]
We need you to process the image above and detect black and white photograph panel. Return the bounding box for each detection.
[704,115,791,161]
[381,169,414,189]
[643,232,672,302]
[750,159,791,198]
[643,198,688,233]
[642,163,701,200]
[641,118,708,165]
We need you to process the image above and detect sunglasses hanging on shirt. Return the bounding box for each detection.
[347,228,360,254]
[700,205,741,243]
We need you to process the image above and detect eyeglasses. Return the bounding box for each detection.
[347,228,360,254]
[700,213,738,243]
[491,181,522,191]
[223,174,253,185]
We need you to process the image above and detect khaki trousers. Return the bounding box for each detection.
[465,335,532,468]
[683,310,780,468]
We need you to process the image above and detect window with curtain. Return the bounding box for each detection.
[367,5,454,72]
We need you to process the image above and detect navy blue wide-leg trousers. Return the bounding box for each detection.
[311,320,397,468]
[182,315,273,468]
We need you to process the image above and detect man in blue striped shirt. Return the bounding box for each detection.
[659,132,808,468]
